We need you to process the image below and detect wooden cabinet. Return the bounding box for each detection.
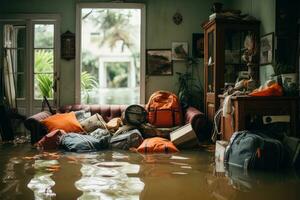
[202,18,260,121]
[219,95,299,141]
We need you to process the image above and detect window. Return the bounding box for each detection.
[77,3,145,105]
[34,24,55,99]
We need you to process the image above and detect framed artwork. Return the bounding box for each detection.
[172,42,188,60]
[260,32,274,65]
[146,49,173,76]
[192,33,204,58]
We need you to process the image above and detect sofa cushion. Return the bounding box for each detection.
[42,112,85,133]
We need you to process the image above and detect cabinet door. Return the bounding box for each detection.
[224,29,257,86]
[205,30,215,121]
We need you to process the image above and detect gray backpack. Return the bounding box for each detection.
[224,130,286,170]
[110,129,143,150]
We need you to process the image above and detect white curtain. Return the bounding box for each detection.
[3,25,17,109]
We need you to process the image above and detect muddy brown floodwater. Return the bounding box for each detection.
[0,143,300,200]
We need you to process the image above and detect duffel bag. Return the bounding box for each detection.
[224,130,287,170]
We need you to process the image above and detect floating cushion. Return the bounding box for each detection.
[35,129,66,150]
[80,113,107,133]
[42,112,85,133]
[137,137,179,153]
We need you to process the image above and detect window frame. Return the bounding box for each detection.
[75,3,146,104]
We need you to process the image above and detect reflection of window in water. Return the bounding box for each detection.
[75,161,144,199]
[27,160,58,199]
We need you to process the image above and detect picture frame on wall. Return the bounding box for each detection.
[260,32,274,65]
[146,49,173,76]
[192,33,204,58]
[172,42,188,60]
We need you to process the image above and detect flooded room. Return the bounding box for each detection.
[0,0,300,199]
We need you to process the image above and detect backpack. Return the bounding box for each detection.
[146,91,182,128]
[110,129,144,150]
[224,130,287,170]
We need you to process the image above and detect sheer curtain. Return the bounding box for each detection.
[3,25,17,109]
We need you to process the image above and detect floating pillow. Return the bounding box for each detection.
[35,129,66,150]
[80,113,107,133]
[42,112,85,133]
[137,137,179,153]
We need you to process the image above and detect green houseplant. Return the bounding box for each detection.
[177,57,204,110]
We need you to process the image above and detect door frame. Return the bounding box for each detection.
[75,3,146,104]
[0,14,61,116]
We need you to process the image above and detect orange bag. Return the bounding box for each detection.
[137,137,179,153]
[249,83,283,97]
[146,91,182,128]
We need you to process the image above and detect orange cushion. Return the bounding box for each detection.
[42,112,85,133]
[137,137,179,153]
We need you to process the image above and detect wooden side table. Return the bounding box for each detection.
[219,95,299,141]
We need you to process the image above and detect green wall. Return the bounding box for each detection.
[1,0,231,106]
[229,0,276,84]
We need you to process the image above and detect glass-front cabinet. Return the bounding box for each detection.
[202,18,260,121]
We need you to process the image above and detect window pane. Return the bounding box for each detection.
[15,73,25,98]
[34,49,53,73]
[34,24,54,48]
[34,73,53,99]
[16,49,25,73]
[16,26,26,48]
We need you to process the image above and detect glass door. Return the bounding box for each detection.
[1,16,60,116]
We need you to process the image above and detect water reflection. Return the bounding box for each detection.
[1,144,300,200]
[27,159,59,200]
[75,156,144,199]
[0,157,23,198]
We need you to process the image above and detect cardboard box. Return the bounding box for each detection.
[170,123,199,148]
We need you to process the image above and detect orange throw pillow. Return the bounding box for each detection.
[137,137,179,153]
[42,112,85,133]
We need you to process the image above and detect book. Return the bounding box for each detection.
[170,123,199,148]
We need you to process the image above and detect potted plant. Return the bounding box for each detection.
[176,57,204,110]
